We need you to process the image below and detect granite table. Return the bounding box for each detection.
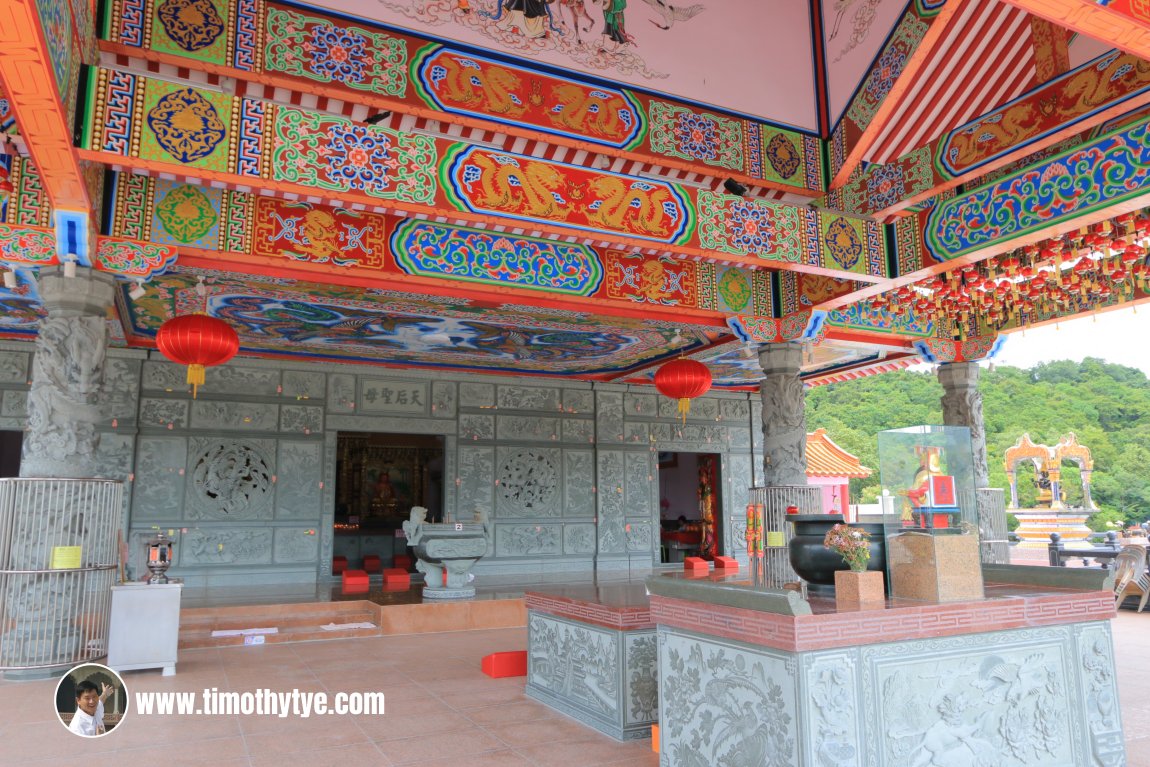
[646,564,1125,767]
[524,583,657,741]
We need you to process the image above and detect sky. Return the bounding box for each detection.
[908,305,1150,376]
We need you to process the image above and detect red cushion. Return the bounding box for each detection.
[362,555,382,573]
[481,651,527,678]
[383,569,410,587]
[392,554,413,570]
[713,556,739,571]
[341,569,369,589]
[684,556,709,572]
[331,556,348,575]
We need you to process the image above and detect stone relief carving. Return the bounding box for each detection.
[564,450,595,517]
[562,419,594,444]
[0,351,29,383]
[497,415,561,442]
[282,370,325,400]
[623,423,648,444]
[458,447,495,523]
[940,365,990,489]
[721,399,751,421]
[141,361,188,391]
[727,454,752,556]
[650,422,728,448]
[625,634,658,725]
[459,382,495,408]
[459,414,495,441]
[92,433,134,481]
[1076,623,1125,766]
[132,437,187,519]
[661,634,797,766]
[204,366,281,396]
[180,527,273,565]
[275,442,322,519]
[431,381,457,418]
[625,452,651,509]
[596,391,624,444]
[139,398,189,429]
[624,393,657,416]
[597,451,626,553]
[727,427,752,449]
[760,369,808,486]
[804,651,861,767]
[326,374,356,413]
[191,401,279,431]
[498,385,560,412]
[497,448,560,517]
[659,395,719,421]
[319,432,338,578]
[497,524,561,555]
[528,614,618,715]
[626,522,652,553]
[98,358,140,424]
[22,315,108,478]
[279,405,323,434]
[274,528,319,563]
[1,390,27,418]
[187,439,274,519]
[563,524,596,554]
[562,389,594,414]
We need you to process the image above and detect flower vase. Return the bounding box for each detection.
[834,568,885,607]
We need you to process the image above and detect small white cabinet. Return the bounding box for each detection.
[107,582,182,676]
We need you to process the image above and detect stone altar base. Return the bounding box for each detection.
[888,530,984,602]
[1015,509,1093,548]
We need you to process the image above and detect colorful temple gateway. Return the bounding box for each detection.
[0,0,1143,763]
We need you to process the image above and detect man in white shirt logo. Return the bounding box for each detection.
[68,680,112,736]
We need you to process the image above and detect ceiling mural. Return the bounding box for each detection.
[119,269,728,376]
[821,0,908,124]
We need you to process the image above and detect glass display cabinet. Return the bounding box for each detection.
[877,425,985,602]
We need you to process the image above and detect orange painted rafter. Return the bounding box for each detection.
[100,41,819,200]
[1000,0,1150,61]
[83,149,890,286]
[829,0,967,190]
[0,1,91,216]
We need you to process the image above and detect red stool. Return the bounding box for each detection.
[392,554,413,570]
[331,556,348,575]
[341,569,369,591]
[481,651,527,678]
[684,556,709,573]
[362,554,382,574]
[713,556,739,572]
[383,568,410,588]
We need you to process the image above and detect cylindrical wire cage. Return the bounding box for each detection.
[0,478,123,670]
[749,485,822,588]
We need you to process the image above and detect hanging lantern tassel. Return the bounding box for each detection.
[654,357,712,424]
[156,313,240,398]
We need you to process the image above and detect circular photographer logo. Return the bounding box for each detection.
[56,663,128,737]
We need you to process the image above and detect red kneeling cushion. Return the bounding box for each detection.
[362,555,382,573]
[342,569,369,589]
[713,556,739,571]
[392,554,413,570]
[383,568,410,587]
[684,556,709,572]
[481,651,527,678]
[331,556,348,575]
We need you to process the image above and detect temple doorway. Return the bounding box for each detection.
[657,452,722,563]
[0,431,20,478]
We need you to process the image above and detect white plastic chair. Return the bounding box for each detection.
[1113,545,1150,613]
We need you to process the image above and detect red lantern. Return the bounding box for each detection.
[156,313,239,397]
[654,357,712,422]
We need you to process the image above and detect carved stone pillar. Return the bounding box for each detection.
[758,343,807,487]
[20,267,116,478]
[937,362,988,488]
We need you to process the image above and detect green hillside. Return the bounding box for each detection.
[805,359,1150,529]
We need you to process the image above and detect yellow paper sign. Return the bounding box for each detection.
[50,546,82,569]
[766,532,785,548]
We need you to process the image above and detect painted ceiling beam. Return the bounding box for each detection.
[829,49,1150,220]
[1000,0,1150,61]
[828,0,966,190]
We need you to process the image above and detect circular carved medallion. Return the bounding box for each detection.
[192,442,273,517]
[499,451,557,515]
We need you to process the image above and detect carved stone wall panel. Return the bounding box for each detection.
[624,393,658,418]
[626,522,653,553]
[563,524,596,554]
[319,431,338,579]
[624,452,652,511]
[860,626,1082,767]
[659,631,799,767]
[624,633,658,726]
[562,389,594,414]
[458,446,495,523]
[141,361,187,391]
[1075,622,1125,766]
[184,437,276,520]
[1,390,27,418]
[459,414,495,442]
[720,399,751,421]
[459,382,495,408]
[528,613,619,717]
[275,441,323,519]
[279,405,323,434]
[326,415,452,435]
[597,451,626,554]
[140,398,189,429]
[0,351,29,383]
[497,385,560,412]
[432,381,457,418]
[93,433,134,480]
[623,423,648,445]
[727,426,752,449]
[563,450,595,517]
[190,402,279,431]
[360,378,429,415]
[658,395,719,421]
[800,650,862,766]
[204,366,281,397]
[497,524,562,555]
[180,527,274,565]
[562,419,594,445]
[99,358,141,424]
[726,453,753,557]
[282,370,325,400]
[497,415,561,442]
[596,391,624,445]
[496,447,561,518]
[327,374,356,413]
[649,422,728,450]
[274,528,319,563]
[131,437,187,519]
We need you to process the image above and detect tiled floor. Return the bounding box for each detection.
[2,611,1146,766]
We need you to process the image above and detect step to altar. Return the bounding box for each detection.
[179,601,382,649]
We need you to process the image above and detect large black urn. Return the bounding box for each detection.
[787,514,886,589]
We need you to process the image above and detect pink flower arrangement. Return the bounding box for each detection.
[824,524,871,572]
